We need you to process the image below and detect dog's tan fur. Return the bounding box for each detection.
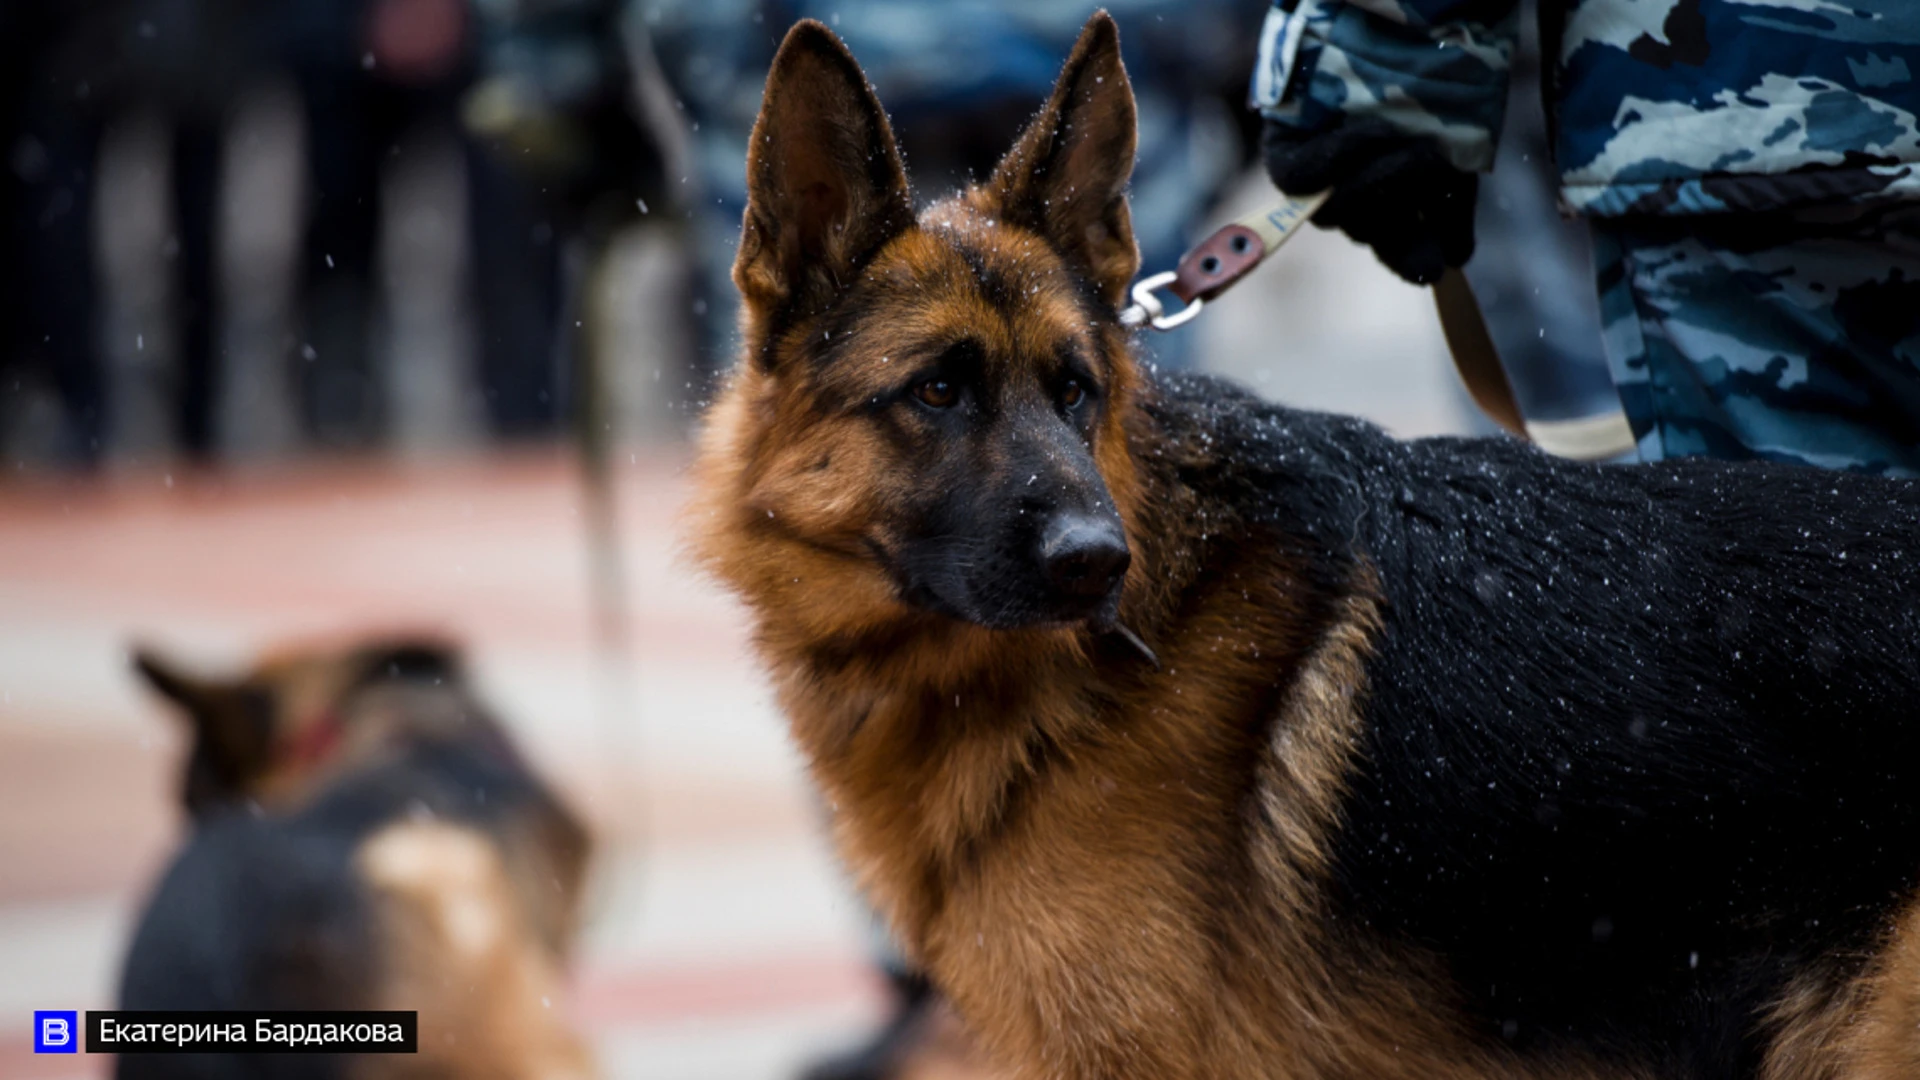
[688,13,1920,1079]
[359,821,595,1080]
[1760,894,1920,1080]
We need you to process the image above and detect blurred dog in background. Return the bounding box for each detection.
[119,635,594,1080]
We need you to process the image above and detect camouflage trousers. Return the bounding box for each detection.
[1592,204,1920,477]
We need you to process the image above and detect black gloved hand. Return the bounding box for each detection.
[1262,115,1478,286]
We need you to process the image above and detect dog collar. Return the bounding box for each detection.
[280,709,345,768]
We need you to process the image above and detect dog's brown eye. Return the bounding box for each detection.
[1062,380,1086,409]
[914,379,958,409]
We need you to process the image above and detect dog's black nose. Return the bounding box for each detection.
[1040,514,1131,602]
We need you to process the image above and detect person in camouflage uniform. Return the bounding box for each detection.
[1254,0,1920,475]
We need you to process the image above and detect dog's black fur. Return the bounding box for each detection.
[1152,371,1920,1076]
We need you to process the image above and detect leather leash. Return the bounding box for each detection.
[1119,192,1635,461]
[1121,192,1329,332]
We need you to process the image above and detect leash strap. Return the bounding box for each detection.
[1120,193,1636,461]
[1121,192,1327,331]
[1430,267,1526,438]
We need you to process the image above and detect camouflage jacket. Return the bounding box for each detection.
[1251,0,1920,217]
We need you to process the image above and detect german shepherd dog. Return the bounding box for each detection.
[120,637,594,1080]
[689,12,1920,1080]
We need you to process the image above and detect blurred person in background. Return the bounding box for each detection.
[277,0,579,448]
[3,0,275,467]
[143,0,268,463]
[3,2,109,467]
[1255,0,1920,475]
[463,0,670,443]
[2,0,604,466]
[465,0,666,244]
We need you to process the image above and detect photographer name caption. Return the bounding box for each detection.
[35,1010,419,1054]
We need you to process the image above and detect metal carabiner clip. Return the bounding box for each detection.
[1119,271,1205,332]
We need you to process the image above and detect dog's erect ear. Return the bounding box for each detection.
[987,12,1139,309]
[735,20,914,335]
[134,646,233,722]
[133,646,273,797]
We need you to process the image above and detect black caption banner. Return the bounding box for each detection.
[88,1011,418,1054]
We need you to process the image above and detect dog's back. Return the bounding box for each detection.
[119,803,375,1080]
[119,641,594,1080]
[1367,439,1920,1074]
[1159,372,1920,1075]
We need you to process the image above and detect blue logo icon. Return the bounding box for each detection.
[34,1011,78,1053]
